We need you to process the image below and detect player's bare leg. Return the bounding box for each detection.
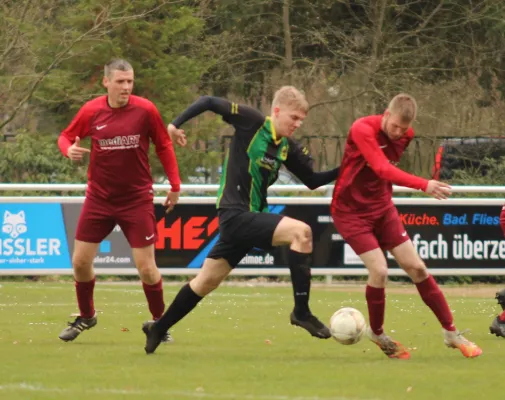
[132,244,173,343]
[392,241,482,358]
[59,240,99,342]
[359,249,410,359]
[144,258,231,354]
[190,257,232,296]
[133,244,164,317]
[133,244,161,286]
[272,217,331,339]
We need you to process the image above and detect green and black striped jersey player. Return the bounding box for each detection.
[144,88,339,354]
[171,96,340,213]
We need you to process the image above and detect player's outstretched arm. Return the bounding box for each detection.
[169,96,264,145]
[305,167,340,189]
[171,96,235,128]
[283,139,340,189]
[294,167,340,190]
[352,122,428,192]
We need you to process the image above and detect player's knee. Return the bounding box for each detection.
[294,223,313,251]
[72,256,92,273]
[369,266,388,286]
[403,260,428,282]
[136,261,158,281]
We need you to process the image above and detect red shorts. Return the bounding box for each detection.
[75,196,157,248]
[332,206,409,255]
[500,206,505,236]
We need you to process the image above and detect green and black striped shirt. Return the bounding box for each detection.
[172,96,339,212]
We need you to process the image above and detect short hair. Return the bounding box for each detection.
[104,59,133,78]
[272,86,309,113]
[388,93,417,122]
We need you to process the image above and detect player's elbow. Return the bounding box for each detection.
[155,144,169,155]
[304,178,318,190]
[372,164,390,180]
[57,135,69,157]
[199,95,222,113]
[199,95,213,107]
[303,174,331,190]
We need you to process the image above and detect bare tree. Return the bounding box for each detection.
[282,0,293,84]
[0,0,171,134]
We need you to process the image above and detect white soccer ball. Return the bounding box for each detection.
[329,307,367,345]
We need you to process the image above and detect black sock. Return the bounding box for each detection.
[288,250,312,319]
[155,283,203,333]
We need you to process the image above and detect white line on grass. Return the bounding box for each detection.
[0,383,381,400]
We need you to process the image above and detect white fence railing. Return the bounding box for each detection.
[0,184,504,205]
[1,183,505,193]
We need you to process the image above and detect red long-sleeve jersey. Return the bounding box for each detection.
[331,115,428,216]
[58,95,180,203]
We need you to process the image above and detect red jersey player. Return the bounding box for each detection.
[57,59,181,343]
[331,93,482,359]
[490,211,505,337]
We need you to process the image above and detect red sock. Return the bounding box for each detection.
[499,310,505,322]
[143,279,165,320]
[366,285,385,335]
[416,275,455,331]
[75,278,95,319]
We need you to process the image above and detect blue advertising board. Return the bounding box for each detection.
[0,201,504,272]
[0,204,71,269]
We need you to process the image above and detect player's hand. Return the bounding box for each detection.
[163,190,180,213]
[425,180,452,200]
[167,124,187,147]
[67,137,90,161]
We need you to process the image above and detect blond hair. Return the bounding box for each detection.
[388,93,417,123]
[272,86,309,113]
[104,58,133,78]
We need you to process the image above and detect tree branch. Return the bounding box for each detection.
[388,1,445,50]
[0,0,32,70]
[283,0,293,84]
[0,1,177,132]
[308,90,382,111]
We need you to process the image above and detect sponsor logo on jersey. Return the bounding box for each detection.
[98,135,140,150]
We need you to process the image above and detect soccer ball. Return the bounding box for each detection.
[329,307,367,345]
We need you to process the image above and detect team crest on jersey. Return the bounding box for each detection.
[279,145,288,161]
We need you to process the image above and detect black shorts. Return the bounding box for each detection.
[207,208,284,267]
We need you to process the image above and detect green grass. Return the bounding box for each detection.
[0,282,504,400]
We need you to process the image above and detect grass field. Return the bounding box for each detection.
[0,281,504,400]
